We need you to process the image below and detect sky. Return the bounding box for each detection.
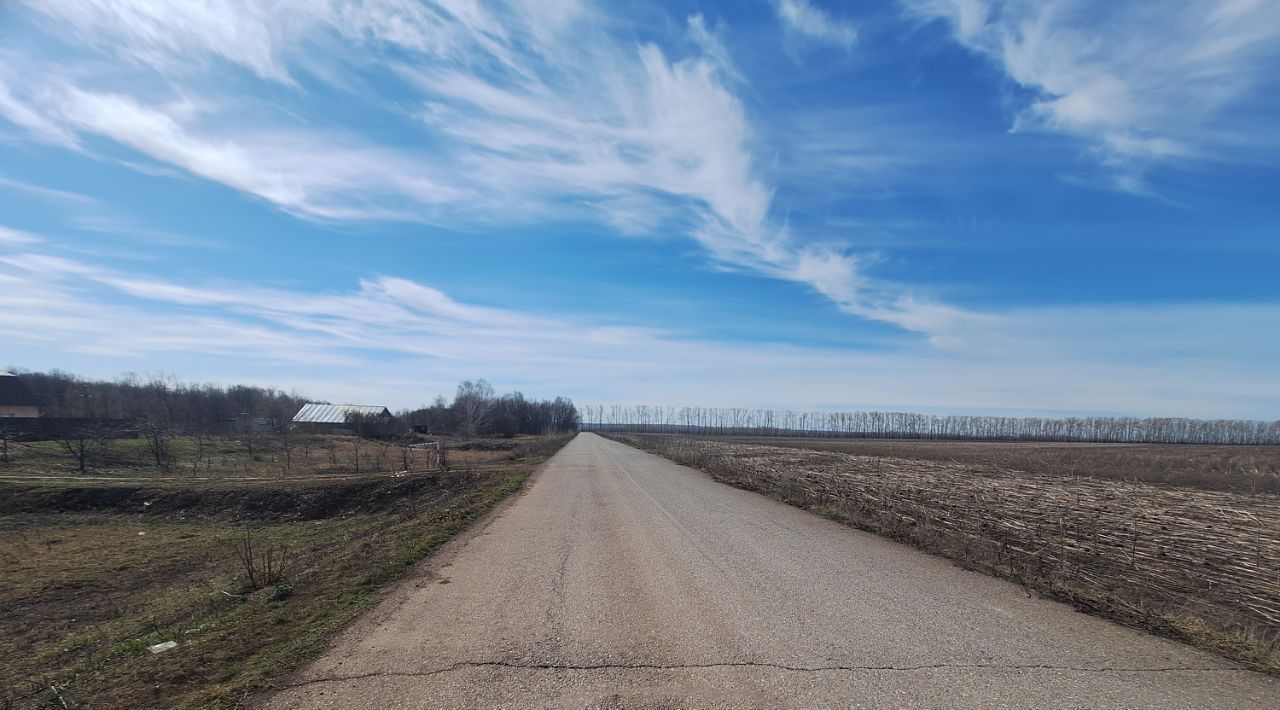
[1,0,1278,419]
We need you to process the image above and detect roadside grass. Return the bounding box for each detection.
[0,435,570,709]
[607,434,1280,675]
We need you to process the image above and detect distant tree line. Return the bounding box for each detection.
[7,370,580,438]
[580,405,1280,445]
[400,379,579,437]
[0,370,578,475]
[11,369,308,434]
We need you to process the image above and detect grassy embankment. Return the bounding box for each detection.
[607,434,1280,674]
[0,434,572,709]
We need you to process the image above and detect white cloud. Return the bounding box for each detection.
[775,0,858,50]
[0,62,82,148]
[4,0,950,335]
[22,0,290,81]
[0,73,469,220]
[907,0,1280,188]
[0,226,42,246]
[1,244,1276,418]
[403,29,953,333]
[0,175,96,205]
[16,0,547,84]
[686,13,744,83]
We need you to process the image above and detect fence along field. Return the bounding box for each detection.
[606,434,1280,673]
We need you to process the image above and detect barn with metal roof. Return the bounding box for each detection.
[292,403,392,424]
[291,402,396,436]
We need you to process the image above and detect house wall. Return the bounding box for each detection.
[0,405,39,418]
[293,419,397,437]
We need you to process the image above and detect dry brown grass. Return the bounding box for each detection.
[0,434,540,480]
[611,434,1280,673]
[718,436,1280,494]
[0,435,572,709]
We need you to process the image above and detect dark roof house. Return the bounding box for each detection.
[0,373,41,417]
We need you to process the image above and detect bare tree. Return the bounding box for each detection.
[140,416,172,470]
[279,426,293,473]
[240,415,257,459]
[454,379,495,438]
[0,420,27,465]
[191,430,208,475]
[58,424,94,474]
[586,404,1280,445]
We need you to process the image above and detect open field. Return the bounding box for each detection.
[700,436,1280,494]
[606,434,1280,673]
[0,433,552,481]
[0,434,571,709]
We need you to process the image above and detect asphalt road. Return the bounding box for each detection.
[263,433,1279,709]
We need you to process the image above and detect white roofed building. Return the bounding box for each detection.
[291,403,396,436]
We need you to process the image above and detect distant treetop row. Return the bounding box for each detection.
[1,370,577,438]
[579,405,1280,446]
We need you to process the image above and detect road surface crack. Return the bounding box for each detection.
[279,659,1244,689]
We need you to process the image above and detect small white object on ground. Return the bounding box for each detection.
[147,641,177,654]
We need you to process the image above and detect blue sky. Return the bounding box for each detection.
[1,0,1278,418]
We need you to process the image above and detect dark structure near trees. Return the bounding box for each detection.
[0,373,41,418]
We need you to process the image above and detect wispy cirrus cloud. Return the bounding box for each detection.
[17,0,566,84]
[0,175,96,205]
[0,226,42,246]
[906,0,1280,191]
[0,77,469,221]
[1,0,952,335]
[0,63,82,148]
[774,0,858,50]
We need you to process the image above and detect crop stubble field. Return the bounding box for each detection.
[608,434,1280,673]
[0,434,571,709]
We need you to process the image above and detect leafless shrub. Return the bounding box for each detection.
[140,417,173,470]
[0,421,27,465]
[57,422,119,474]
[232,530,291,591]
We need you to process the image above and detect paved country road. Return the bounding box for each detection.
[263,433,1278,709]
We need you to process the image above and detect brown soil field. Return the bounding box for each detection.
[0,435,571,709]
[714,436,1280,493]
[610,434,1280,673]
